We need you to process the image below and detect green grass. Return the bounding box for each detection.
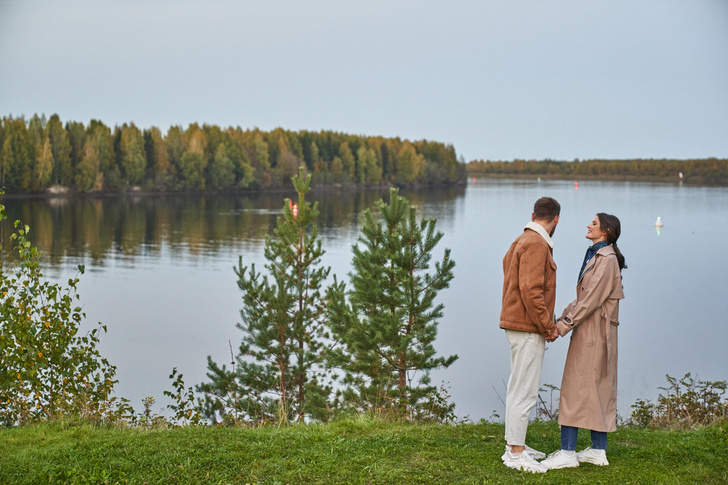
[0,418,726,484]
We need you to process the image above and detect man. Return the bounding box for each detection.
[499,197,561,473]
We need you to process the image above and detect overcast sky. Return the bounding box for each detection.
[1,0,726,162]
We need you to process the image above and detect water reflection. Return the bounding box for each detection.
[4,181,725,422]
[1,187,465,267]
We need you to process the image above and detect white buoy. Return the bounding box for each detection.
[655,216,663,227]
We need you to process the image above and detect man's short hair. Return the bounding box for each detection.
[533,197,560,222]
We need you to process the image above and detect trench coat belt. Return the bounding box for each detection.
[601,308,620,327]
[602,308,618,372]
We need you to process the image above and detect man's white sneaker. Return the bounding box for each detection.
[503,444,546,460]
[576,447,609,466]
[502,449,548,473]
[540,450,580,470]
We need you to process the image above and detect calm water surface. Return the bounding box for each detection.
[4,180,727,421]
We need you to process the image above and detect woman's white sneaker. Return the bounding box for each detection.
[540,450,579,470]
[502,449,548,473]
[576,447,609,466]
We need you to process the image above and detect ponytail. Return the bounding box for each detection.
[597,212,627,271]
[612,242,627,271]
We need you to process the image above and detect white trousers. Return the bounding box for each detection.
[504,329,546,446]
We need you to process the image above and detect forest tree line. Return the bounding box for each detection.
[0,114,465,194]
[468,158,728,184]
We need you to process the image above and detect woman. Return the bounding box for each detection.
[541,213,626,470]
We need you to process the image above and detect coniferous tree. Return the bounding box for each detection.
[327,188,457,416]
[199,167,332,423]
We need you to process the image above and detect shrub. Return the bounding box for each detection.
[629,373,728,429]
[0,208,123,426]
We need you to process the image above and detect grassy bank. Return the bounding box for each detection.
[1,418,726,484]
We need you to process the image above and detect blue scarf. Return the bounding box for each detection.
[578,241,610,282]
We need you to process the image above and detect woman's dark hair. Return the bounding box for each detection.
[597,212,627,270]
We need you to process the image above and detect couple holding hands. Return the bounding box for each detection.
[499,197,627,473]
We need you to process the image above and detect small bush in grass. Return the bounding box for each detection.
[629,373,728,429]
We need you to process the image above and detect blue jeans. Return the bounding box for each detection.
[561,425,607,450]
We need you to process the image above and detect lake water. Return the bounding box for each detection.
[3,179,727,422]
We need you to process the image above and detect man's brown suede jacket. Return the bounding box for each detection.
[499,226,558,338]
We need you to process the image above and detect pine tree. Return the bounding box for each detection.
[327,188,457,416]
[199,167,332,424]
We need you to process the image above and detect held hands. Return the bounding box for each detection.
[545,313,575,342]
[546,313,572,342]
[545,313,559,342]
[546,325,559,343]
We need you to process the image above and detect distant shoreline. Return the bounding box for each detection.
[0,180,467,200]
[465,171,727,187]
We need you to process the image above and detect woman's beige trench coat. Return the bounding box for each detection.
[558,245,624,432]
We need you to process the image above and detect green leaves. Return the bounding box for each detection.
[0,207,119,426]
[164,368,203,427]
[2,115,467,194]
[119,123,147,185]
